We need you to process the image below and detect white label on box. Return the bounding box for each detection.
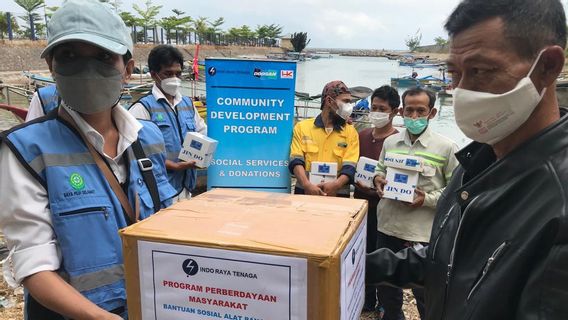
[383,168,418,203]
[179,149,214,168]
[355,157,377,188]
[383,153,422,172]
[340,218,366,320]
[308,173,336,185]
[138,241,308,320]
[310,161,338,175]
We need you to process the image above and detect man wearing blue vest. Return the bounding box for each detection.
[129,45,207,202]
[25,85,60,121]
[0,1,176,319]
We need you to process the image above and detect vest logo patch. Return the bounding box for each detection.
[156,113,165,122]
[69,173,85,191]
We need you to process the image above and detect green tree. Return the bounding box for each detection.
[434,36,448,47]
[14,0,44,13]
[159,11,191,44]
[266,24,283,39]
[290,32,310,53]
[14,0,44,39]
[255,25,270,38]
[45,6,58,19]
[0,12,20,39]
[238,25,254,38]
[193,16,209,43]
[133,0,162,43]
[18,12,45,39]
[119,11,139,27]
[208,17,225,34]
[170,9,192,44]
[405,29,422,52]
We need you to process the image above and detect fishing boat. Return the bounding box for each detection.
[391,76,420,88]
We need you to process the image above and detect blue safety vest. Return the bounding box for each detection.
[133,94,197,194]
[37,85,59,115]
[1,112,176,317]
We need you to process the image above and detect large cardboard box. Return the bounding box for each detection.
[121,189,368,320]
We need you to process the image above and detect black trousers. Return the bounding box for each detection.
[25,292,126,319]
[376,231,426,320]
[361,199,380,310]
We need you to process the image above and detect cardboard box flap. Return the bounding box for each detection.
[121,189,367,259]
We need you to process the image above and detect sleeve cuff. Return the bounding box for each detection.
[423,192,438,208]
[11,242,61,284]
[288,158,305,174]
[339,164,356,182]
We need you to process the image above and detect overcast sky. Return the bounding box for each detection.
[3,0,568,49]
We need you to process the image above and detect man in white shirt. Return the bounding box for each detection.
[129,45,206,202]
[0,1,175,318]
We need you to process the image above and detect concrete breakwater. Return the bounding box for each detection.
[0,41,285,73]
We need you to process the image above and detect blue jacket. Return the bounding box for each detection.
[1,112,176,317]
[37,85,59,115]
[134,94,197,194]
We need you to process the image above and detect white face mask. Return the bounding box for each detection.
[453,50,547,145]
[336,100,354,120]
[160,77,182,96]
[369,111,391,128]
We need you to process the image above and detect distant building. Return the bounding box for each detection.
[280,34,293,51]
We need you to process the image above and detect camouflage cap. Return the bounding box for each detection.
[321,80,351,108]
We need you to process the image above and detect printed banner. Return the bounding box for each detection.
[205,58,297,192]
[138,241,308,320]
[340,218,367,320]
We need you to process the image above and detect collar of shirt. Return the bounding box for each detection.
[152,83,183,110]
[456,141,496,183]
[402,125,432,148]
[62,103,142,160]
[314,113,343,132]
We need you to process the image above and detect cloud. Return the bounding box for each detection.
[315,9,387,40]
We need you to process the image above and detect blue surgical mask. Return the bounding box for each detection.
[404,116,429,135]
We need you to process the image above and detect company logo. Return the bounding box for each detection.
[405,159,419,167]
[208,67,217,76]
[155,113,164,122]
[280,70,294,79]
[394,173,409,184]
[318,164,330,174]
[363,163,376,173]
[253,68,277,80]
[182,259,199,276]
[69,173,85,191]
[190,139,203,151]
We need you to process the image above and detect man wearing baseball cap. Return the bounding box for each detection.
[288,80,360,197]
[0,0,176,319]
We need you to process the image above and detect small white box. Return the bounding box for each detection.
[355,157,378,188]
[309,173,336,185]
[383,153,423,172]
[310,162,338,176]
[382,168,419,203]
[179,132,218,168]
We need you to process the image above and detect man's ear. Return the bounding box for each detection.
[123,59,135,83]
[391,108,399,118]
[45,56,53,73]
[429,108,438,119]
[537,45,565,89]
[398,107,404,117]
